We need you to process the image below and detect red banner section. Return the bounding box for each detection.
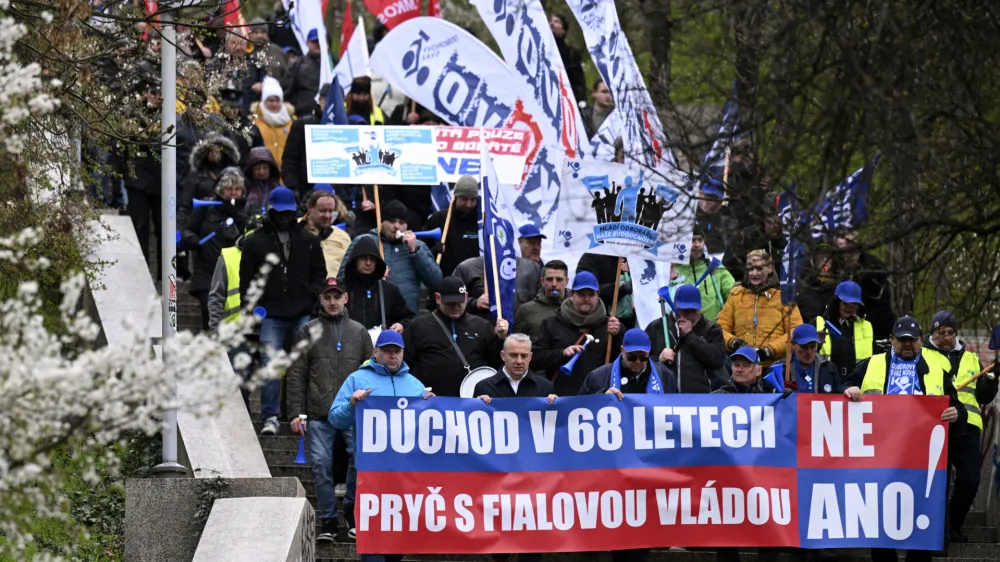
[435,127,530,156]
[364,0,421,30]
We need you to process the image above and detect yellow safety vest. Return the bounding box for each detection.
[924,348,983,431]
[220,246,242,323]
[344,104,386,125]
[861,352,946,396]
[818,316,874,362]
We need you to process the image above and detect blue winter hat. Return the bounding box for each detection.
[622,329,651,353]
[731,346,760,364]
[834,280,863,304]
[306,28,319,42]
[375,330,405,349]
[571,271,599,292]
[266,186,298,212]
[673,284,702,311]
[518,224,547,239]
[792,323,821,345]
[314,183,334,193]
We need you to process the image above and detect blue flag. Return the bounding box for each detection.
[698,84,739,191]
[814,154,880,235]
[431,183,451,212]
[777,182,808,305]
[320,76,348,125]
[480,134,516,322]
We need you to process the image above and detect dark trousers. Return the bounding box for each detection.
[126,187,162,280]
[949,428,981,531]
[871,549,932,562]
[191,290,210,331]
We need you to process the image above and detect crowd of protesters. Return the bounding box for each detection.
[88,8,1000,562]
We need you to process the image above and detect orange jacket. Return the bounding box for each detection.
[716,284,803,366]
[251,102,295,170]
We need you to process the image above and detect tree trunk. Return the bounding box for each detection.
[643,0,672,114]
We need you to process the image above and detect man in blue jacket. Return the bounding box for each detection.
[329,330,433,543]
[780,324,841,394]
[338,200,442,314]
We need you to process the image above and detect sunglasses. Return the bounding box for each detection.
[625,352,649,362]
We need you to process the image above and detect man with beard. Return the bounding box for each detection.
[404,277,507,397]
[339,235,414,333]
[530,271,623,396]
[423,175,480,275]
[280,28,323,116]
[346,76,384,125]
[514,260,569,337]
[239,187,327,436]
[251,77,295,169]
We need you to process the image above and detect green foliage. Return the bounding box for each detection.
[0,434,161,562]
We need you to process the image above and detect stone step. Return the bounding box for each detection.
[269,462,312,480]
[966,511,988,527]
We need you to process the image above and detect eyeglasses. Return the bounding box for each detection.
[625,352,649,362]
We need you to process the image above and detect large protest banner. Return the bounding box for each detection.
[354,394,947,553]
[305,125,530,185]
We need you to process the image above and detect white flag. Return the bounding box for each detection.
[334,16,370,93]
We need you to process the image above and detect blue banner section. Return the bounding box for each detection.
[312,127,358,144]
[797,468,947,550]
[356,394,798,473]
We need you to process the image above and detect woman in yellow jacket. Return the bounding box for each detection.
[716,250,803,367]
[251,76,296,170]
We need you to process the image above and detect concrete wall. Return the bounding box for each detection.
[125,477,309,562]
[192,497,315,562]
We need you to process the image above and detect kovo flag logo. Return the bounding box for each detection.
[399,29,511,128]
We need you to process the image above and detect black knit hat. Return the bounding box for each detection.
[381,200,408,222]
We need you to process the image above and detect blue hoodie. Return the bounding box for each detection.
[328,358,427,429]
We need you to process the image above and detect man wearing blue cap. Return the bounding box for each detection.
[280,28,324,116]
[695,178,736,257]
[644,284,727,393]
[330,330,433,541]
[517,223,547,263]
[240,186,327,435]
[775,324,841,394]
[815,280,876,378]
[582,328,678,397]
[531,271,623,395]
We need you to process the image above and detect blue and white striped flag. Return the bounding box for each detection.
[813,154,880,236]
[698,85,739,191]
[481,133,517,322]
[431,183,451,213]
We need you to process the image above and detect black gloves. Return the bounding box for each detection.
[730,338,748,351]
[758,347,774,361]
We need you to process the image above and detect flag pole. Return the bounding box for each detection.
[373,184,384,259]
[436,188,455,265]
[784,304,793,384]
[605,257,624,363]
[489,234,503,322]
[722,146,732,187]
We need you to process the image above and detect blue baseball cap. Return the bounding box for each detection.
[701,177,725,198]
[314,183,334,193]
[834,280,863,304]
[375,330,405,349]
[673,284,702,311]
[622,328,651,353]
[267,186,298,212]
[518,224,547,239]
[731,346,760,364]
[282,46,298,55]
[306,28,319,42]
[571,271,599,292]
[792,324,821,345]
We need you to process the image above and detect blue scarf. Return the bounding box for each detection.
[887,351,922,395]
[610,357,663,394]
[793,357,816,393]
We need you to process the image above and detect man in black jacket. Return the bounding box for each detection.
[281,83,326,197]
[404,277,508,397]
[530,271,622,396]
[474,334,556,402]
[577,252,634,328]
[423,175,480,275]
[339,235,414,333]
[280,28,323,116]
[644,284,727,393]
[836,232,896,338]
[239,187,327,435]
[581,329,678,397]
[286,278,372,542]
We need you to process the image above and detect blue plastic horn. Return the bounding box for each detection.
[294,425,308,465]
[763,366,785,393]
[656,286,681,317]
[695,257,724,286]
[825,323,843,339]
[413,227,442,240]
[193,199,222,208]
[560,334,598,376]
[198,232,217,245]
[253,306,267,319]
